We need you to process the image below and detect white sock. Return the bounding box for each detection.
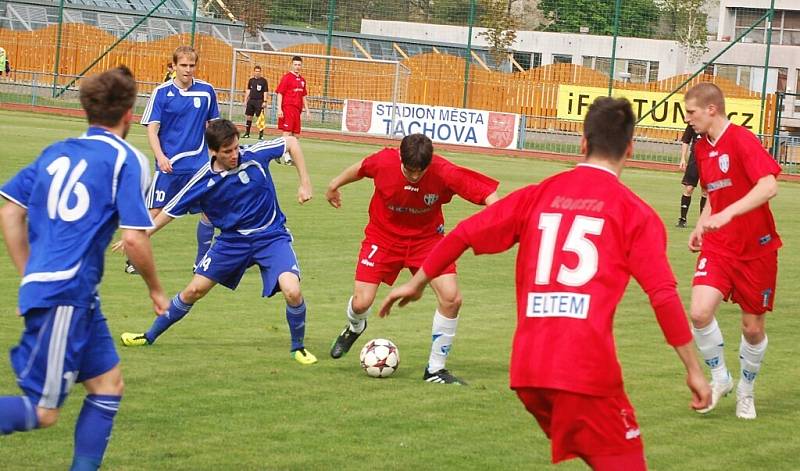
[428,310,458,374]
[692,318,729,383]
[346,296,369,334]
[738,335,768,396]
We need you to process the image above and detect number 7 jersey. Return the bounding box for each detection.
[439,163,691,396]
[0,127,154,314]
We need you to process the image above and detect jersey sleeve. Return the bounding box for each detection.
[456,186,532,254]
[243,139,288,167]
[116,154,155,229]
[141,90,162,125]
[680,125,694,144]
[275,74,288,95]
[441,160,499,205]
[207,87,221,121]
[627,208,692,346]
[738,129,781,183]
[247,78,254,92]
[356,150,386,179]
[0,162,37,208]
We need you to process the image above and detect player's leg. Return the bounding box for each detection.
[277,272,317,365]
[677,184,694,227]
[690,284,733,413]
[424,273,465,385]
[244,107,253,138]
[71,365,123,471]
[121,274,217,346]
[699,190,708,215]
[195,213,215,270]
[330,281,380,359]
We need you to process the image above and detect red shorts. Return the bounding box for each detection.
[354,236,456,285]
[692,250,778,315]
[515,388,644,464]
[278,106,301,134]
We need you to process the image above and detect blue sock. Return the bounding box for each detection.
[71,394,121,471]
[145,294,193,344]
[286,300,307,351]
[195,219,214,268]
[0,396,38,435]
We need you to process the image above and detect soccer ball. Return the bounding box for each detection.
[359,338,400,378]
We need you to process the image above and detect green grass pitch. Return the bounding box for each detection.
[0,110,798,470]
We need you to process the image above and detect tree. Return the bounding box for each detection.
[478,0,518,69]
[655,0,709,62]
[224,0,271,44]
[537,0,660,39]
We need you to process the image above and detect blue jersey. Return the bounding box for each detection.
[163,138,289,239]
[141,78,220,174]
[0,127,154,313]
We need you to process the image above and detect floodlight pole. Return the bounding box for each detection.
[191,0,198,47]
[759,0,775,136]
[608,0,622,97]
[52,0,65,98]
[321,0,336,123]
[462,0,476,108]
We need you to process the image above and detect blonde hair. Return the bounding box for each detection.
[172,46,198,64]
[685,83,726,114]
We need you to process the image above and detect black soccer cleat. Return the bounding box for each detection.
[423,368,467,385]
[330,321,366,359]
[124,260,139,275]
[242,133,250,139]
[675,218,687,228]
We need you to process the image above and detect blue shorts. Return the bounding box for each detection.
[194,230,300,297]
[147,171,202,211]
[10,300,119,409]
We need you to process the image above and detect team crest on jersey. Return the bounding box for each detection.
[719,154,730,173]
[256,85,262,91]
[193,97,201,108]
[238,171,250,184]
[423,193,439,206]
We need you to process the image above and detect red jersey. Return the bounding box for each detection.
[275,72,307,109]
[358,148,498,244]
[694,123,781,259]
[423,164,692,396]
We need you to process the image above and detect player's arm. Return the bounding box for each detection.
[243,83,250,105]
[284,136,312,204]
[688,198,712,252]
[303,96,311,119]
[679,142,689,169]
[485,192,499,205]
[276,92,284,118]
[325,160,366,208]
[703,175,777,232]
[120,228,169,314]
[0,200,29,276]
[146,122,172,173]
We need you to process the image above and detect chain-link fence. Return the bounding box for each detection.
[0,0,795,172]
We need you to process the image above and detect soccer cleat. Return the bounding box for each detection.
[736,393,757,419]
[242,133,250,139]
[258,131,264,140]
[124,260,139,275]
[120,332,150,347]
[291,348,318,365]
[696,373,733,414]
[423,368,467,385]
[675,218,687,228]
[330,321,366,359]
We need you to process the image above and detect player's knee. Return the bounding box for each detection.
[683,186,694,196]
[283,286,303,306]
[351,294,373,314]
[36,408,59,429]
[183,284,209,303]
[741,319,765,344]
[438,292,462,314]
[689,306,714,327]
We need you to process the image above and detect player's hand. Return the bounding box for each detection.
[297,184,313,204]
[111,240,125,254]
[277,110,284,119]
[304,109,312,120]
[325,187,342,208]
[150,290,170,316]
[687,369,711,410]
[688,226,703,252]
[702,211,732,232]
[156,155,173,173]
[679,158,687,170]
[379,282,425,317]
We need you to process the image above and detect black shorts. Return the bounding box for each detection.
[682,156,699,187]
[245,100,264,116]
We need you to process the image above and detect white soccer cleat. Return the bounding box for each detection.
[736,394,757,420]
[696,373,734,414]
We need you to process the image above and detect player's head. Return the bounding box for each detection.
[79,65,137,138]
[206,119,241,170]
[166,62,173,71]
[253,65,262,78]
[399,133,433,183]
[581,97,635,161]
[684,83,726,135]
[291,56,302,73]
[172,46,198,82]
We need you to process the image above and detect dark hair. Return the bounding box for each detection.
[173,45,198,64]
[292,56,302,63]
[206,119,240,151]
[79,65,137,127]
[399,134,433,170]
[583,97,635,160]
[254,65,262,71]
[166,62,173,68]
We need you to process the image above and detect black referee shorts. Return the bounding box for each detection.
[245,100,264,117]
[681,156,699,187]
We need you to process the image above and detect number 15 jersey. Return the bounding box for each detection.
[0,127,154,314]
[432,164,692,396]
